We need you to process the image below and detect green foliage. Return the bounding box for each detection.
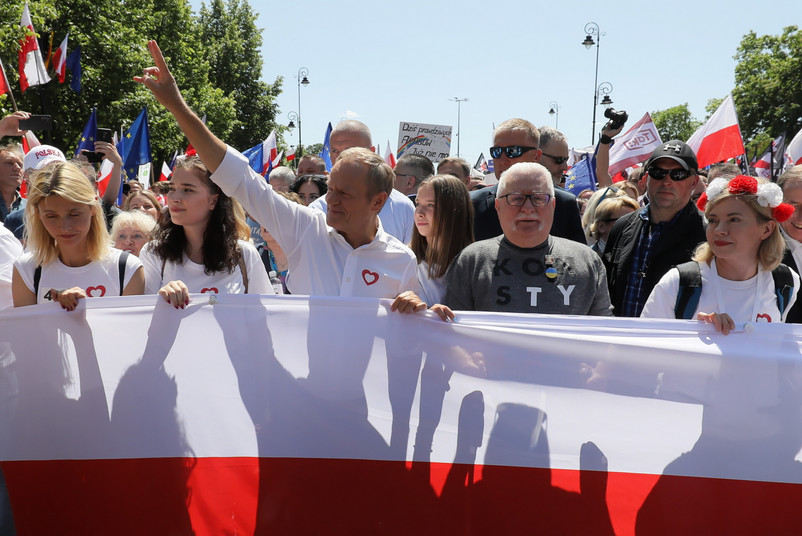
[733,26,802,140]
[704,97,724,121]
[0,0,281,163]
[651,103,701,142]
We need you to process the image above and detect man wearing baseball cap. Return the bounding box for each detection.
[602,140,706,316]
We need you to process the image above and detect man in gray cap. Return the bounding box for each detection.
[602,140,706,317]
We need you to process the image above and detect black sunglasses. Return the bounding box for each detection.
[541,152,569,165]
[647,166,695,181]
[490,145,538,159]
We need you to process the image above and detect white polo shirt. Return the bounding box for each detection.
[310,187,415,245]
[212,147,421,298]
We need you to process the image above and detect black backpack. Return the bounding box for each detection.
[674,261,794,320]
[34,251,130,302]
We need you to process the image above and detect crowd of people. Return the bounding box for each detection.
[0,38,801,334]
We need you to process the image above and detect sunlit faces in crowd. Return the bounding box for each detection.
[646,159,699,221]
[111,210,157,256]
[167,166,219,229]
[491,122,542,180]
[779,168,802,243]
[413,183,436,237]
[329,124,372,165]
[539,137,570,186]
[706,196,775,267]
[494,162,555,248]
[0,148,23,194]
[124,190,161,220]
[290,175,328,206]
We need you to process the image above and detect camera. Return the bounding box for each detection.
[604,108,628,130]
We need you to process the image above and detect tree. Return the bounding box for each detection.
[198,0,283,152]
[733,26,802,140]
[651,103,701,142]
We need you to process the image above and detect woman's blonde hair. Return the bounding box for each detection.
[693,176,785,271]
[110,209,158,243]
[25,162,109,266]
[589,196,639,240]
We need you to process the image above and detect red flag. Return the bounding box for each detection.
[0,57,10,96]
[159,161,172,182]
[50,33,68,83]
[18,3,51,92]
[686,95,744,169]
[383,141,396,168]
[96,159,114,197]
[786,128,802,167]
[285,147,296,162]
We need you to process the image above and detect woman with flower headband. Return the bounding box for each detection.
[641,175,799,333]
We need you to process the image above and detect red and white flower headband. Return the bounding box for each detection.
[696,175,795,222]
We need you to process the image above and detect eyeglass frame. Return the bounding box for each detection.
[646,166,696,182]
[541,152,569,165]
[490,145,539,159]
[498,192,552,207]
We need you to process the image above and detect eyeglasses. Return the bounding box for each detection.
[499,192,552,207]
[490,145,539,159]
[541,152,569,165]
[647,167,695,181]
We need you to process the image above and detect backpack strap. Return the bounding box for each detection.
[237,246,248,294]
[771,263,794,316]
[674,261,703,320]
[118,251,130,295]
[33,265,42,301]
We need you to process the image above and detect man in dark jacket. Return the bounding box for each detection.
[779,165,802,323]
[603,140,706,316]
[471,118,585,243]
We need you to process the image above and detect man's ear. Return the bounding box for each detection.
[370,191,388,213]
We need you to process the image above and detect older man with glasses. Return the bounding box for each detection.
[602,140,707,316]
[441,162,612,315]
[471,118,585,243]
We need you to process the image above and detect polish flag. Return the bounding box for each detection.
[271,150,283,170]
[786,128,802,168]
[159,161,172,182]
[50,33,68,83]
[0,57,11,96]
[285,147,296,163]
[263,130,278,174]
[607,113,663,176]
[686,95,745,169]
[3,297,802,535]
[383,141,396,168]
[96,159,114,197]
[18,3,51,92]
[754,134,786,180]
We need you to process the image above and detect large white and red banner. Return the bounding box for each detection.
[1,296,802,534]
[608,112,662,177]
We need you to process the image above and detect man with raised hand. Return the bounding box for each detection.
[309,120,416,244]
[135,41,421,301]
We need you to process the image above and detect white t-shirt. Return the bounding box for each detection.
[417,261,445,305]
[14,248,143,304]
[309,188,415,245]
[139,239,272,296]
[641,259,800,324]
[211,147,421,299]
[0,226,22,310]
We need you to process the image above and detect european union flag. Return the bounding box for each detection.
[319,122,333,172]
[117,107,152,183]
[74,107,97,157]
[564,144,599,194]
[242,142,265,176]
[65,46,81,93]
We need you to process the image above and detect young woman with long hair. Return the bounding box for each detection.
[138,156,271,307]
[12,162,144,310]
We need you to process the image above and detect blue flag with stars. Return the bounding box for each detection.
[65,46,81,93]
[74,107,97,157]
[319,122,333,172]
[242,142,266,176]
[117,107,152,183]
[564,144,599,194]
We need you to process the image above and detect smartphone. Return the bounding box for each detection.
[18,114,53,131]
[81,128,114,163]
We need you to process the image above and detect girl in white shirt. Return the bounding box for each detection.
[409,175,474,304]
[642,175,798,332]
[139,156,270,307]
[12,162,144,309]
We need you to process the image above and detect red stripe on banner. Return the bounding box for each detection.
[5,457,802,535]
[695,124,744,169]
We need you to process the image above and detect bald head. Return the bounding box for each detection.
[497,162,554,197]
[330,120,372,164]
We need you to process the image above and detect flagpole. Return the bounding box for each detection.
[0,57,19,112]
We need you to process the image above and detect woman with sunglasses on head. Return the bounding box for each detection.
[139,156,272,307]
[641,175,798,333]
[12,162,145,310]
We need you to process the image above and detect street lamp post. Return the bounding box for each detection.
[548,101,559,130]
[449,97,468,157]
[582,22,604,145]
[287,111,299,166]
[295,67,309,157]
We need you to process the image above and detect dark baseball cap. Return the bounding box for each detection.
[645,140,698,171]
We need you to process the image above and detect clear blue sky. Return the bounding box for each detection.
[190,0,798,165]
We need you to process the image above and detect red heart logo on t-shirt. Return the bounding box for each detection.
[756,313,772,322]
[201,287,219,294]
[362,270,379,286]
[86,285,106,297]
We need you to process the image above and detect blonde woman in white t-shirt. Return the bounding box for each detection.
[139,156,271,307]
[12,162,144,310]
[641,175,799,333]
